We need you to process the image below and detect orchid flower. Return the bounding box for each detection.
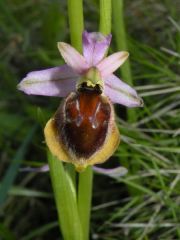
[18,31,143,171]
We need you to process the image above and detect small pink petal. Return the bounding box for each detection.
[97,51,129,77]
[104,74,144,107]
[58,42,89,74]
[93,166,128,178]
[82,31,111,66]
[18,65,78,97]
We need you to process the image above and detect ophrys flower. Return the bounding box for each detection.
[18,31,143,171]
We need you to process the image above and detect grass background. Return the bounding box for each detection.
[0,0,180,239]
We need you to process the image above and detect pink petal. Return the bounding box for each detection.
[58,42,89,74]
[93,166,128,178]
[82,31,111,66]
[104,74,144,107]
[18,65,78,97]
[97,51,129,77]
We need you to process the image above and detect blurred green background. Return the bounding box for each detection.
[0,0,180,239]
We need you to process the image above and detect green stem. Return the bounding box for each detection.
[67,0,84,52]
[112,0,136,122]
[100,0,112,35]
[77,2,112,240]
[67,0,84,190]
[67,1,94,240]
[78,167,93,240]
[112,0,142,196]
[77,3,112,240]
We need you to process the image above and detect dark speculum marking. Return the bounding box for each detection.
[54,89,111,159]
[78,82,102,94]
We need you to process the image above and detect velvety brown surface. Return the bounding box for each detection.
[55,90,111,159]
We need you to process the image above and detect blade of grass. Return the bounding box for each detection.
[9,186,52,198]
[0,125,37,206]
[21,221,59,240]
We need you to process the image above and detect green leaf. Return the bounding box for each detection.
[48,153,83,240]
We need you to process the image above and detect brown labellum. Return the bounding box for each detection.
[54,86,111,159]
[44,84,120,171]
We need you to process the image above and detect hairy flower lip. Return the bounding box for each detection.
[44,91,120,172]
[44,118,120,172]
